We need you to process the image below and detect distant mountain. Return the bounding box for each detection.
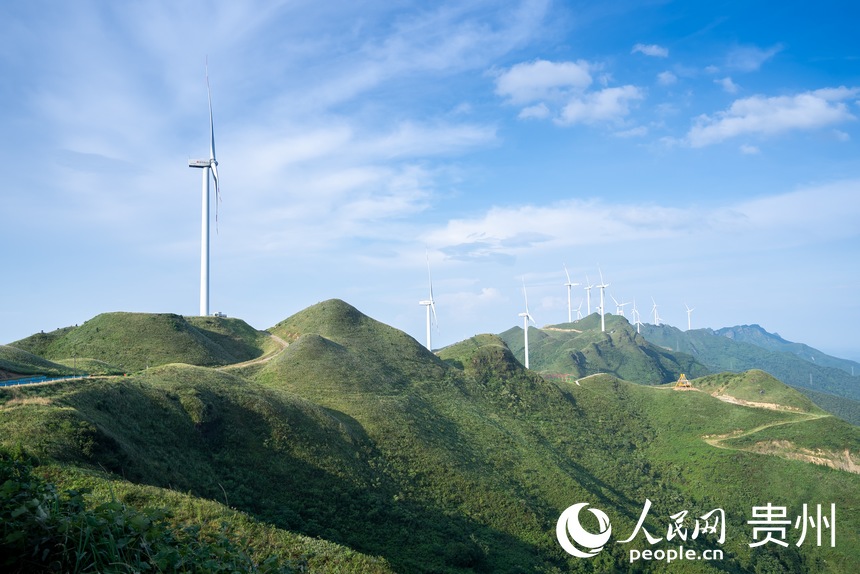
[2,301,860,572]
[715,324,860,375]
[498,312,710,384]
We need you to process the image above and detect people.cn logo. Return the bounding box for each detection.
[556,503,612,558]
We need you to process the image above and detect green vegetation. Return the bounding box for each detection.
[499,313,709,384]
[0,345,75,379]
[640,323,860,419]
[9,313,271,373]
[2,301,859,572]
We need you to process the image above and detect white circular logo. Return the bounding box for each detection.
[556,503,612,558]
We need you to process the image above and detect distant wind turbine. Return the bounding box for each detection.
[651,297,661,326]
[597,269,610,332]
[575,300,583,320]
[418,255,437,351]
[632,300,642,333]
[519,279,536,369]
[610,294,630,318]
[563,264,580,323]
[188,63,221,317]
[685,304,695,331]
[583,275,594,315]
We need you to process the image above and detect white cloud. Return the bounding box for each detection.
[739,144,760,154]
[632,43,669,58]
[716,77,739,94]
[519,103,551,119]
[494,59,592,104]
[726,44,783,72]
[657,71,677,86]
[422,180,860,263]
[557,85,644,125]
[686,87,859,147]
[615,126,648,138]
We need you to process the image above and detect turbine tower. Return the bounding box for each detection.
[518,279,536,369]
[685,304,695,331]
[651,297,660,326]
[189,64,221,317]
[563,264,580,323]
[583,275,594,315]
[597,269,610,332]
[418,256,437,351]
[632,300,642,333]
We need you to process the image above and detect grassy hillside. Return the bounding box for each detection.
[10,312,271,372]
[2,301,859,573]
[0,344,75,378]
[499,313,709,384]
[641,323,860,403]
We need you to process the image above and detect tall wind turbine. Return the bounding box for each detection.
[575,300,583,320]
[189,64,221,317]
[610,294,630,318]
[418,256,437,351]
[563,264,580,323]
[685,304,695,331]
[651,297,661,326]
[632,300,642,333]
[583,275,594,315]
[518,280,536,369]
[597,269,610,332]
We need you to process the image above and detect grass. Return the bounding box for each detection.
[10,313,271,372]
[2,300,859,573]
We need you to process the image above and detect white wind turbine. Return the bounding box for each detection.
[418,256,438,351]
[685,304,695,331]
[575,300,583,320]
[518,279,536,369]
[188,64,221,317]
[610,294,630,318]
[563,264,580,323]
[651,297,661,326]
[597,269,610,332]
[632,300,642,333]
[583,275,594,315]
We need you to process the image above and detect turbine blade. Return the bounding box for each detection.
[207,65,216,162]
[430,302,438,326]
[564,263,571,284]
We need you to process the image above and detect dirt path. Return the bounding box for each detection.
[219,334,289,371]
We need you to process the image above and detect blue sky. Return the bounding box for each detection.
[2,1,859,361]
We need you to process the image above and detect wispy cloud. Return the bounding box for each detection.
[494,59,592,104]
[686,87,859,147]
[632,43,669,58]
[716,76,739,93]
[725,43,783,72]
[557,85,644,125]
[657,71,677,86]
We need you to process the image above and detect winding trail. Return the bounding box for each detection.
[219,333,289,371]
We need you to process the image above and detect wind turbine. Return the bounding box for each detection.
[563,264,580,323]
[632,300,642,333]
[651,297,661,326]
[685,304,695,331]
[575,300,583,320]
[610,294,630,318]
[518,279,536,369]
[597,269,610,332]
[583,275,594,315]
[188,63,221,317]
[418,256,438,351]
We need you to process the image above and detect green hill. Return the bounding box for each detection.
[2,301,859,573]
[498,313,710,384]
[0,344,75,379]
[640,323,860,418]
[9,312,272,372]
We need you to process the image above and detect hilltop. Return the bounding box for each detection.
[499,312,709,384]
[8,312,273,373]
[1,301,859,572]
